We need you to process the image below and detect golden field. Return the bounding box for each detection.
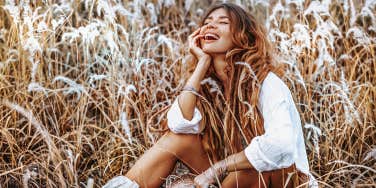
[0,0,375,187]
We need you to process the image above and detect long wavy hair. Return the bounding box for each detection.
[181,2,285,161]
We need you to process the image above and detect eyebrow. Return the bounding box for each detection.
[205,16,230,20]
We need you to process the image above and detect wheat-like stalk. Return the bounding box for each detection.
[0,0,374,187]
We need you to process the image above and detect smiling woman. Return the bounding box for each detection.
[105,2,314,188]
[200,9,234,54]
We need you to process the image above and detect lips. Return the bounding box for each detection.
[204,33,220,41]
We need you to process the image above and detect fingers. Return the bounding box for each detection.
[188,27,210,60]
[189,28,201,42]
[189,28,201,38]
[193,182,200,188]
[189,33,204,54]
[193,34,204,46]
[194,174,210,188]
[189,27,204,44]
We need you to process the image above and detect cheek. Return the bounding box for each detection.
[221,27,234,47]
[222,33,235,48]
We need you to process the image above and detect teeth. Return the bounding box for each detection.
[205,33,219,40]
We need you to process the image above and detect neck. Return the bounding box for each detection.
[211,53,232,100]
[212,54,228,82]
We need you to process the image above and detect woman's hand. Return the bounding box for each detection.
[193,167,217,188]
[188,28,211,62]
[193,161,227,188]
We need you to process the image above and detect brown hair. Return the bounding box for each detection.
[183,2,285,161]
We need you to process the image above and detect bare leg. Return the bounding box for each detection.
[221,166,297,188]
[221,169,270,188]
[126,132,211,188]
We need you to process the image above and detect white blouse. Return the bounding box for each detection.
[167,72,317,186]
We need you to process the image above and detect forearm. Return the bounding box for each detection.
[194,151,254,186]
[214,151,254,173]
[178,56,211,120]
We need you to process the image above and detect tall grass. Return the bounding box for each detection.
[0,0,374,187]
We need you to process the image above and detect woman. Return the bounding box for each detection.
[105,2,314,188]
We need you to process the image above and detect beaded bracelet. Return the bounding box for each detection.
[182,86,198,93]
[181,86,200,97]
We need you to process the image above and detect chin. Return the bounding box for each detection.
[202,44,231,55]
[203,47,226,54]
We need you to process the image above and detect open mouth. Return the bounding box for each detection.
[204,33,220,41]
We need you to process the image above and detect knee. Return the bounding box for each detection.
[159,131,201,156]
[167,131,201,149]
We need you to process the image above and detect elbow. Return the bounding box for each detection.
[166,119,178,133]
[280,149,295,167]
[273,133,296,158]
[181,113,194,121]
[166,103,204,134]
[176,93,197,121]
[267,137,295,168]
[277,138,296,166]
[281,145,295,159]
[166,113,182,132]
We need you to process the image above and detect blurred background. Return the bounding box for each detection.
[0,0,375,187]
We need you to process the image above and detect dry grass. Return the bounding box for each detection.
[0,0,375,187]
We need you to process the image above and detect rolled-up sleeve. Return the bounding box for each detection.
[244,82,298,172]
[244,100,297,171]
[166,98,204,134]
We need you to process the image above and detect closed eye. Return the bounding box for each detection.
[203,21,228,25]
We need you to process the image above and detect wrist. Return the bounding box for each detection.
[195,57,211,73]
[213,160,227,175]
[198,55,211,67]
[199,54,211,62]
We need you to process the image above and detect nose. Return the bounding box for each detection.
[205,22,217,29]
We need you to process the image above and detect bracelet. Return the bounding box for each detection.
[182,86,199,93]
[215,160,228,179]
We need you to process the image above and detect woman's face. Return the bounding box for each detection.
[199,8,235,54]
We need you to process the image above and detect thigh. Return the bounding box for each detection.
[126,131,211,187]
[126,132,180,187]
[269,166,296,188]
[221,169,271,188]
[155,131,212,174]
[174,135,212,174]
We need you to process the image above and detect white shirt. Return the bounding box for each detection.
[167,72,317,186]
